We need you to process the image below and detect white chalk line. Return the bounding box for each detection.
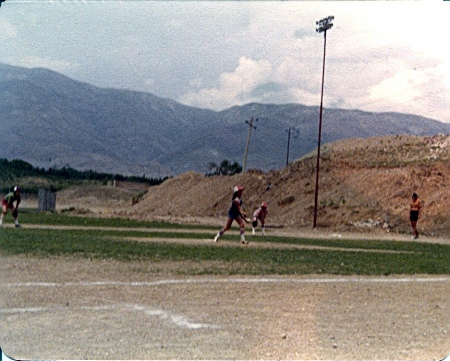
[0,303,219,330]
[126,304,219,330]
[2,276,449,288]
[2,277,448,331]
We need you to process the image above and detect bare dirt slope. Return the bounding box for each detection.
[58,134,448,237]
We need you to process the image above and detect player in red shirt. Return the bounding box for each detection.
[252,202,268,235]
[1,186,22,228]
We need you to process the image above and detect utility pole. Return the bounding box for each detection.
[285,126,299,167]
[313,15,334,228]
[286,127,292,167]
[242,117,257,174]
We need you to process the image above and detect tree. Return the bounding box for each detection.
[207,159,242,176]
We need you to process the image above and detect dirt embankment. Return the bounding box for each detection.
[126,135,449,236]
[50,135,449,237]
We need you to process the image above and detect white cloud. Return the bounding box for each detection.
[363,66,450,121]
[144,78,155,88]
[0,18,17,38]
[369,69,425,104]
[16,56,75,73]
[221,56,272,93]
[287,87,320,107]
[180,56,273,110]
[1,1,449,123]
[188,77,204,88]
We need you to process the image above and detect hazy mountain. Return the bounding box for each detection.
[2,63,449,177]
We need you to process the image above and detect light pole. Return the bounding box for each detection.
[242,117,257,174]
[313,15,334,228]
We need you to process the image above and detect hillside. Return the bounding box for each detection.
[55,134,449,237]
[2,63,450,177]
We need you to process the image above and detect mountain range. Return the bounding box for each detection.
[2,63,450,177]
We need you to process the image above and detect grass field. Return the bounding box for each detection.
[1,209,448,276]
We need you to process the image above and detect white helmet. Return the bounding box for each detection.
[233,185,244,193]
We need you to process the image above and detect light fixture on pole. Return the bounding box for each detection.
[313,15,334,228]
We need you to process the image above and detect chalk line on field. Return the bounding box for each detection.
[1,277,448,331]
[2,276,449,288]
[126,304,219,329]
[0,303,219,330]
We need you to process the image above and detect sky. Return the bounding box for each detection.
[1,0,449,123]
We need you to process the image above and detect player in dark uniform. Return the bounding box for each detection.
[409,192,422,239]
[1,186,22,228]
[213,185,248,244]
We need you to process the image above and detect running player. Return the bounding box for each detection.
[252,202,268,235]
[409,192,422,239]
[1,186,22,228]
[213,185,248,244]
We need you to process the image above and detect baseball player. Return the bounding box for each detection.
[252,202,268,235]
[1,186,22,228]
[409,192,422,239]
[213,185,249,244]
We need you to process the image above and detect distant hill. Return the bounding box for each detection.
[2,63,449,176]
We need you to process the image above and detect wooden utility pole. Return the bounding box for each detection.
[242,117,257,174]
[286,127,292,167]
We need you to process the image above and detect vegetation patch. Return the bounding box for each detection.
[1,213,448,276]
[13,209,212,230]
[0,158,169,194]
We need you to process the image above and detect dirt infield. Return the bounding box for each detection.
[1,225,449,360]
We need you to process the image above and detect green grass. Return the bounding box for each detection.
[16,208,213,230]
[1,211,449,275]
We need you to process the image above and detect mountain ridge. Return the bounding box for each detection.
[2,63,449,176]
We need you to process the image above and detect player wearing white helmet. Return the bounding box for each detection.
[1,186,22,228]
[213,185,249,244]
[252,202,268,235]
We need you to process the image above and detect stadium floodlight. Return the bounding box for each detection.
[316,16,334,33]
[313,15,334,228]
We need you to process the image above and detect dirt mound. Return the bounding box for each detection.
[120,135,448,236]
[56,185,137,213]
[60,135,450,237]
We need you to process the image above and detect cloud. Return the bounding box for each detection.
[369,69,425,104]
[1,1,448,122]
[222,57,272,93]
[0,18,17,38]
[180,56,273,110]
[16,56,75,73]
[365,66,450,121]
[188,77,204,88]
[144,78,155,87]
